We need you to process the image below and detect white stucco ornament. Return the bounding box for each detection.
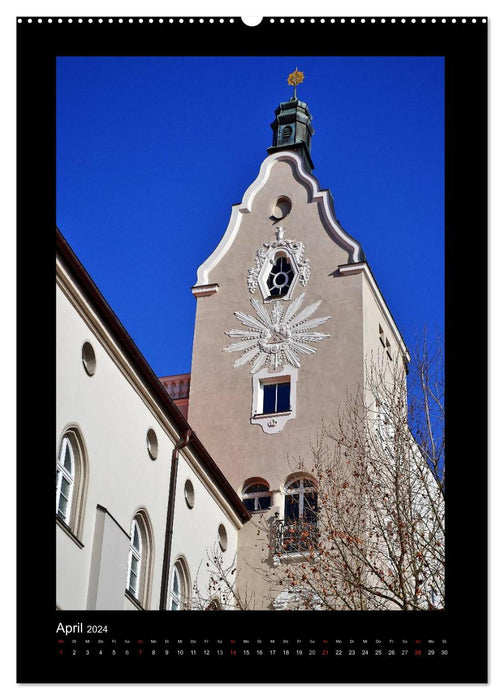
[247,226,310,301]
[224,292,330,373]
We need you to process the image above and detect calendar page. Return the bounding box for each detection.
[16,13,487,684]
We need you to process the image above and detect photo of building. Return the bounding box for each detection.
[56,60,444,612]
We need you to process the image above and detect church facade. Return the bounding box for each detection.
[56,76,439,612]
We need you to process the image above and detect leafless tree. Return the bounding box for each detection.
[192,545,254,610]
[267,334,445,611]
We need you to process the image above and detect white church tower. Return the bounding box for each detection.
[187,71,410,608]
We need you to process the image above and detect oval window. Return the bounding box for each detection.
[218,524,228,552]
[184,479,195,509]
[146,428,158,460]
[81,341,96,376]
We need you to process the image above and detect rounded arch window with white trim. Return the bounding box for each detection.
[170,558,191,610]
[56,435,74,524]
[242,478,272,513]
[279,475,319,553]
[127,518,142,599]
[284,476,318,523]
[126,510,154,608]
[56,428,88,538]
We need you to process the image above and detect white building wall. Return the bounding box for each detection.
[361,266,408,367]
[56,274,242,611]
[171,453,239,608]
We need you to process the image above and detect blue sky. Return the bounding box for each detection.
[56,55,444,376]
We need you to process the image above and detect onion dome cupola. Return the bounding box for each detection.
[267,68,315,173]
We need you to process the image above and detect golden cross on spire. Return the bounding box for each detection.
[287,67,304,99]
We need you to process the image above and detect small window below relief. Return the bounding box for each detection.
[262,380,291,414]
[251,367,298,434]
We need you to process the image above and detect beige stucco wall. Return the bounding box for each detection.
[56,278,240,610]
[188,153,411,608]
[189,157,365,499]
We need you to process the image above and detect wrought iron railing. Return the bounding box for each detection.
[272,519,319,555]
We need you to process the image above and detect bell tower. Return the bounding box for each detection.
[187,71,408,607]
[267,69,314,172]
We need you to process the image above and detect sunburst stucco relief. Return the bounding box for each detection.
[223,292,330,373]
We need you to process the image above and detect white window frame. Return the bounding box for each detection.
[242,480,272,512]
[56,435,75,524]
[251,366,298,434]
[126,518,142,600]
[258,249,300,303]
[170,559,190,611]
[284,477,317,521]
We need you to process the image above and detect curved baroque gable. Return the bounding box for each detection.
[193,151,364,290]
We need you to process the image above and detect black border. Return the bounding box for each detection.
[17,16,488,683]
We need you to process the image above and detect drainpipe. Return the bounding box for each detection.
[159,428,192,610]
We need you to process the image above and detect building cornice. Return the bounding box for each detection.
[192,151,364,291]
[56,228,250,526]
[339,261,410,362]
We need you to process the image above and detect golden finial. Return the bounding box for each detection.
[287,67,304,98]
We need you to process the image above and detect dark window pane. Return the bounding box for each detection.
[243,497,255,512]
[276,382,290,412]
[263,384,277,414]
[57,493,69,519]
[267,256,294,297]
[304,492,318,522]
[285,493,300,522]
[63,443,73,473]
[133,525,140,551]
[258,495,271,510]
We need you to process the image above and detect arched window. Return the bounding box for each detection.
[56,428,87,538]
[125,510,153,608]
[170,558,190,610]
[242,479,272,512]
[127,519,142,599]
[56,435,74,524]
[285,477,318,522]
[281,476,318,553]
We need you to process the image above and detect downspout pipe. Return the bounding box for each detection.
[159,428,192,610]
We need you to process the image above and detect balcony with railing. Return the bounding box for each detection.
[272,518,319,557]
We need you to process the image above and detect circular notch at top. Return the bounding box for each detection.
[241,17,263,27]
